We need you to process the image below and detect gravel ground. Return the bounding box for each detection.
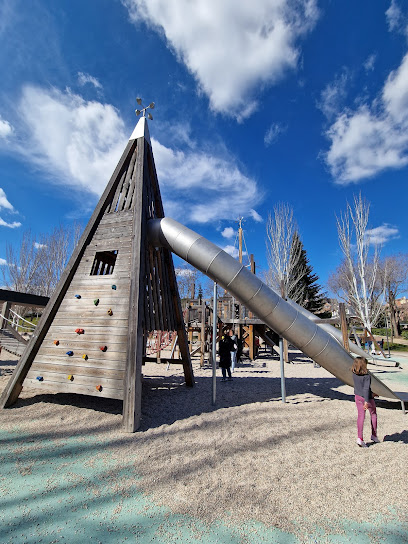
[1,346,407,541]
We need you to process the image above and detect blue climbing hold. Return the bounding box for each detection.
[111,285,117,290]
[36,376,44,381]
[75,294,81,299]
[66,351,74,356]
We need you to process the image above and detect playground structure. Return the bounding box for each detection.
[183,294,280,366]
[0,290,49,356]
[1,113,405,432]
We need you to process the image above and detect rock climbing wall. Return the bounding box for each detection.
[25,211,133,400]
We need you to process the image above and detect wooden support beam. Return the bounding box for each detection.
[0,289,49,308]
[1,301,11,329]
[122,139,147,433]
[339,303,350,352]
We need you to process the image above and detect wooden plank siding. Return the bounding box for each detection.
[18,178,135,405]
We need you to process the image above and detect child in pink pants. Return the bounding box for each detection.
[352,357,379,448]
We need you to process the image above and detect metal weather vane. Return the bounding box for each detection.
[135,97,155,120]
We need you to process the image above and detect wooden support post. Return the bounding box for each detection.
[156,330,162,364]
[1,301,11,329]
[122,139,147,433]
[339,303,350,352]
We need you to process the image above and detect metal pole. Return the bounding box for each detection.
[212,282,217,406]
[386,314,391,358]
[279,336,286,403]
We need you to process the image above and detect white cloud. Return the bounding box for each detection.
[221,227,235,239]
[34,242,47,249]
[386,0,407,35]
[123,0,319,120]
[0,218,21,228]
[0,188,15,211]
[152,137,263,223]
[364,54,376,72]
[318,71,349,120]
[0,117,12,138]
[78,72,103,90]
[0,258,7,266]
[223,245,247,259]
[264,123,286,146]
[365,224,399,245]
[7,85,127,195]
[249,209,263,222]
[325,52,408,183]
[1,84,263,224]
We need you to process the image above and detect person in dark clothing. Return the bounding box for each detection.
[352,356,380,448]
[218,331,234,381]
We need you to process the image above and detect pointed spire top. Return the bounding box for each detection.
[129,116,151,145]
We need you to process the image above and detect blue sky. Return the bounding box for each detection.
[0,0,407,293]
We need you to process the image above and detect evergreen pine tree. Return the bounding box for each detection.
[288,233,329,316]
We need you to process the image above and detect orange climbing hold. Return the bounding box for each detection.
[75,328,85,334]
[107,309,113,316]
[96,385,103,392]
[53,340,59,346]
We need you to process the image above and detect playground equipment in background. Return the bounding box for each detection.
[1,113,405,433]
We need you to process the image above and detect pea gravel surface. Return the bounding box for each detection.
[1,347,407,543]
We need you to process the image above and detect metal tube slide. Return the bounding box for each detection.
[147,217,401,401]
[285,298,370,360]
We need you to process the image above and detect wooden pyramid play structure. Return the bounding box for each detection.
[0,115,194,432]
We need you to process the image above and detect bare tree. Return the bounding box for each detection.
[2,230,42,294]
[332,193,384,333]
[379,254,408,338]
[265,203,304,302]
[2,223,82,298]
[175,264,198,301]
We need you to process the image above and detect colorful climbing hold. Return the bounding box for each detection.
[99,345,107,352]
[82,354,88,360]
[75,328,85,334]
[36,376,44,381]
[53,340,59,346]
[96,385,103,392]
[66,351,74,356]
[75,294,81,299]
[94,299,99,306]
[107,309,113,316]
[67,375,74,381]
[111,285,117,290]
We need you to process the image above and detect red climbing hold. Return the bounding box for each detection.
[99,346,107,352]
[75,328,85,334]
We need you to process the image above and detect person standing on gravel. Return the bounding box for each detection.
[219,331,234,381]
[230,329,238,372]
[352,356,380,448]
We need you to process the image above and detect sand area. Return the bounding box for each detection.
[1,345,407,542]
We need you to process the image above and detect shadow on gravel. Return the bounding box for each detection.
[383,430,408,443]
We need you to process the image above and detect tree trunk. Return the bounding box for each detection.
[389,292,401,338]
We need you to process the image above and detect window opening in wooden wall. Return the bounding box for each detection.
[90,251,118,275]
